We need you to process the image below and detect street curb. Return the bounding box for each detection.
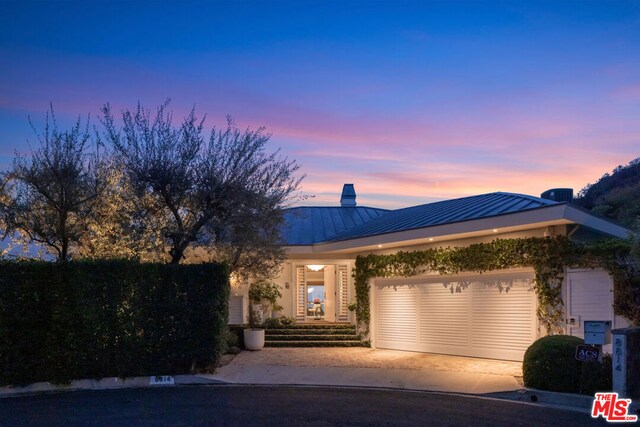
[485,388,593,410]
[484,388,640,416]
[0,375,227,398]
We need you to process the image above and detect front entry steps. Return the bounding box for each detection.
[265,323,369,347]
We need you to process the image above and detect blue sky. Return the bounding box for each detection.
[1,1,639,208]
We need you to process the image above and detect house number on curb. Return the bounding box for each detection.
[149,375,175,385]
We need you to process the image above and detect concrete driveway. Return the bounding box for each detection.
[208,348,523,394]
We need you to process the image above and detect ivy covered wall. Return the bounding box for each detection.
[354,237,640,334]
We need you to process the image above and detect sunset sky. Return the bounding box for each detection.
[1,1,639,209]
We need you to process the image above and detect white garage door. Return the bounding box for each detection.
[374,272,537,361]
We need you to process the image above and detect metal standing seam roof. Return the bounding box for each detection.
[323,192,560,242]
[281,206,390,245]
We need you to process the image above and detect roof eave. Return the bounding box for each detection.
[308,204,631,254]
[563,205,630,239]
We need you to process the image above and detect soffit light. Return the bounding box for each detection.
[307,265,325,272]
[492,229,499,233]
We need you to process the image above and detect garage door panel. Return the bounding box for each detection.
[375,286,418,348]
[375,274,536,361]
[419,284,469,348]
[470,279,535,359]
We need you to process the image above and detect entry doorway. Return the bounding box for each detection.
[295,264,349,323]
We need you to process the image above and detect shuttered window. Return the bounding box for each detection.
[337,265,350,322]
[295,266,307,321]
[228,296,245,325]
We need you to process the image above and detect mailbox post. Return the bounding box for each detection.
[583,320,612,362]
[584,320,612,345]
[612,327,640,399]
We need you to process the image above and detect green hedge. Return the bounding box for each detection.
[523,335,613,394]
[0,260,229,385]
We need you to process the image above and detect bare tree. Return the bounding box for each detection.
[100,101,302,265]
[4,107,104,261]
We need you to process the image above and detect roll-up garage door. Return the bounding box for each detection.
[373,272,537,361]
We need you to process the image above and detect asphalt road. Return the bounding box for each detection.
[0,385,608,426]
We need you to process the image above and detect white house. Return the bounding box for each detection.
[229,184,630,361]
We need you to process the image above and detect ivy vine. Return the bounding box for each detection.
[353,236,640,335]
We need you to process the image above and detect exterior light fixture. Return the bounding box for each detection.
[428,238,434,241]
[307,265,325,272]
[492,229,498,232]
[377,245,382,248]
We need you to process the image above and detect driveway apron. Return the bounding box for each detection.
[207,348,523,394]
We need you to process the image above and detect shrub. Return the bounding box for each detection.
[279,315,296,326]
[523,335,584,393]
[264,316,296,329]
[580,354,612,394]
[0,260,229,385]
[248,281,282,327]
[228,325,245,349]
[263,317,281,329]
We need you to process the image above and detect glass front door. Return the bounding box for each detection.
[307,284,325,319]
[295,264,348,322]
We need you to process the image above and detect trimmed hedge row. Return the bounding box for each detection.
[0,260,229,385]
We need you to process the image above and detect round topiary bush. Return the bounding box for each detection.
[523,335,584,393]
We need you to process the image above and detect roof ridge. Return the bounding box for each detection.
[494,191,560,205]
[285,205,391,211]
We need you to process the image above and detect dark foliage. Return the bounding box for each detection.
[574,158,640,229]
[523,335,612,394]
[523,335,583,392]
[0,260,229,386]
[580,355,612,395]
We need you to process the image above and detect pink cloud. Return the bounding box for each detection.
[3,50,639,210]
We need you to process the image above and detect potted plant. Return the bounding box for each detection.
[243,280,282,350]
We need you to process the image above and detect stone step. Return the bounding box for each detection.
[264,340,370,348]
[265,334,359,341]
[265,328,356,335]
[266,323,355,330]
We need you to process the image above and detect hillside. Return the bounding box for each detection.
[573,158,640,229]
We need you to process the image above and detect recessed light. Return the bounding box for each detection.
[377,244,382,248]
[492,229,498,232]
[428,238,434,241]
